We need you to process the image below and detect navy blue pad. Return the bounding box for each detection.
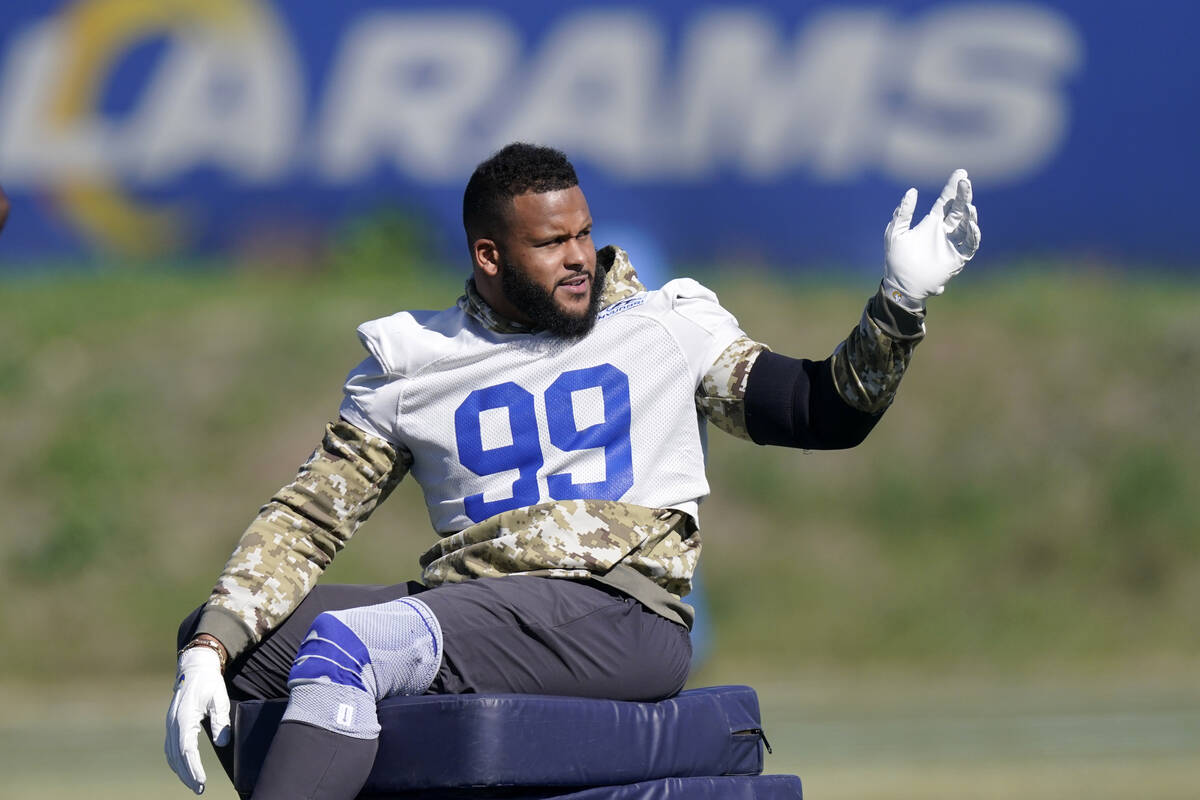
[529,775,802,799]
[233,686,768,796]
[363,775,804,800]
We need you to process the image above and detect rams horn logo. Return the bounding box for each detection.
[49,0,274,255]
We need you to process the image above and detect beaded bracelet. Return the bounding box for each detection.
[178,637,228,673]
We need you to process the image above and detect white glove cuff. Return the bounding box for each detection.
[881,278,927,313]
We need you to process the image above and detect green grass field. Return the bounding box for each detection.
[1,261,1197,796]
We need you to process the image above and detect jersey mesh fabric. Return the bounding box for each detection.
[340,280,745,533]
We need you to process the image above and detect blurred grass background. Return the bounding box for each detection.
[1,227,1198,796]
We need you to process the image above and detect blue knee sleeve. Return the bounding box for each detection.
[282,597,443,738]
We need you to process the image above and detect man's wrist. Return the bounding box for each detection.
[179,635,228,673]
[880,278,926,313]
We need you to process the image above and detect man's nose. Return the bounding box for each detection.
[563,236,588,268]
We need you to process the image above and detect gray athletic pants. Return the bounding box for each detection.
[177,576,693,795]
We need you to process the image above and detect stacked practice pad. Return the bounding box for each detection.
[233,686,803,799]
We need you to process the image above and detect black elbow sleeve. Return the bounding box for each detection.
[743,350,883,449]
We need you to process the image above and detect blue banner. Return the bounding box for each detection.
[0,1,1195,270]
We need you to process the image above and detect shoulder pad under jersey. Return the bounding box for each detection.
[354,306,469,378]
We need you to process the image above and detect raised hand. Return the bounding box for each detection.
[883,169,981,311]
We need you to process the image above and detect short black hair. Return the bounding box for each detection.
[463,143,578,243]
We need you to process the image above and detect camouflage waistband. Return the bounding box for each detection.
[419,499,701,609]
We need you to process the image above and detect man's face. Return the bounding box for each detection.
[496,186,603,337]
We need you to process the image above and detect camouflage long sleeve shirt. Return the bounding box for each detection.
[196,247,924,659]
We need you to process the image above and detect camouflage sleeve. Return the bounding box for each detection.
[695,335,767,441]
[194,419,412,660]
[830,285,926,413]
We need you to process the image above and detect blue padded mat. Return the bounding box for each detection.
[233,686,768,796]
[551,776,802,799]
[361,775,804,799]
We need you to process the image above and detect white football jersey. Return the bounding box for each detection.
[339,279,746,533]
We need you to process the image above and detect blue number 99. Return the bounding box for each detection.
[454,382,543,521]
[545,364,634,501]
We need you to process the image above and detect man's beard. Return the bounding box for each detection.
[500,261,606,338]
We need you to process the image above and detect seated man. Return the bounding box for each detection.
[165,143,980,799]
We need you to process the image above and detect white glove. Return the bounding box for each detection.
[165,647,231,795]
[883,168,981,311]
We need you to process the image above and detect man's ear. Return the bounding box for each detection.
[472,238,501,277]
